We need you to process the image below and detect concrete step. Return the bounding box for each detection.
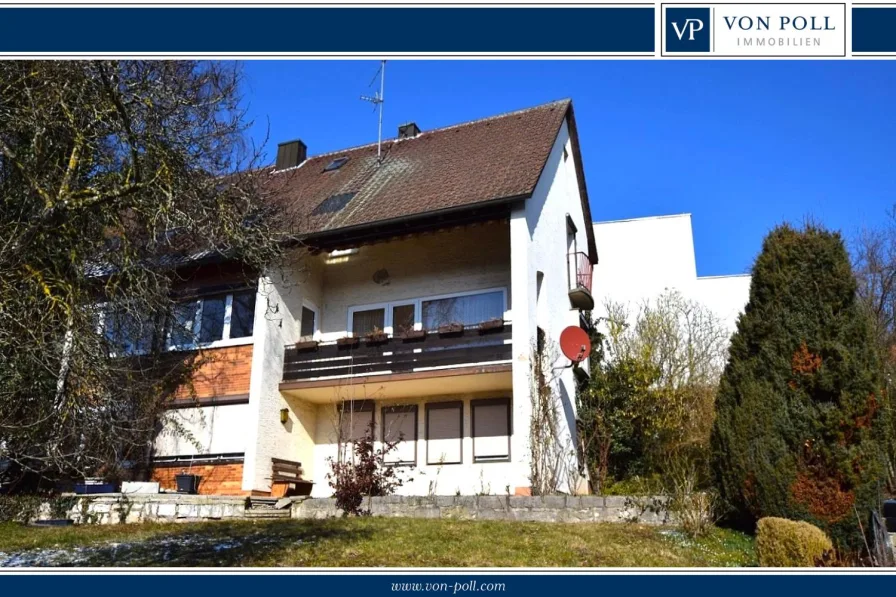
[244,509,291,519]
[248,497,280,509]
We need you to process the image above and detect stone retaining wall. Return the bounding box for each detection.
[293,495,670,524]
[35,494,669,525]
[37,494,248,525]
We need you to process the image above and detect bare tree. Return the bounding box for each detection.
[578,290,730,491]
[853,208,896,491]
[0,61,285,484]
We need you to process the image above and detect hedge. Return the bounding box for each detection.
[756,516,834,567]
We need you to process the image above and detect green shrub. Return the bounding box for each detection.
[711,224,890,551]
[602,474,663,496]
[0,495,43,523]
[756,517,834,567]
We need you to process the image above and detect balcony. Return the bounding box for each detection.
[280,323,513,402]
[568,251,594,310]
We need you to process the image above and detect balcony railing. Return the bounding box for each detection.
[568,251,594,310]
[570,251,592,291]
[282,323,513,383]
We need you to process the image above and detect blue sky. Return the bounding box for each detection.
[241,60,895,277]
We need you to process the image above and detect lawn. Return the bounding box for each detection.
[0,518,756,567]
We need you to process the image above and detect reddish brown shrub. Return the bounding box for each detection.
[790,472,855,523]
[791,342,822,376]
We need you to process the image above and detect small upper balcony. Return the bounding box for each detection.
[568,251,594,310]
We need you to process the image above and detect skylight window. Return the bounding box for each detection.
[312,192,356,216]
[323,156,349,172]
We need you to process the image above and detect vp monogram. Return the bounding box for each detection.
[672,18,705,41]
[665,7,710,53]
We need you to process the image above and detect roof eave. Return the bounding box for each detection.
[565,103,599,265]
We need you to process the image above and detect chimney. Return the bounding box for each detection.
[398,122,421,139]
[275,139,307,170]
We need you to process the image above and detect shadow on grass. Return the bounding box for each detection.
[2,519,371,567]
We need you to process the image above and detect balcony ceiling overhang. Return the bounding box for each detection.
[279,363,512,403]
[298,198,521,253]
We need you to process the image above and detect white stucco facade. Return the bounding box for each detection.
[509,120,590,495]
[591,214,751,337]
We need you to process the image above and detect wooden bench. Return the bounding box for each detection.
[270,458,314,497]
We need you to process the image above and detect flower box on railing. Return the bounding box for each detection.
[438,322,465,336]
[478,318,505,333]
[294,340,319,352]
[399,328,426,342]
[365,331,390,346]
[337,336,360,348]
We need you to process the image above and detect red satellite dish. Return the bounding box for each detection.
[559,326,591,364]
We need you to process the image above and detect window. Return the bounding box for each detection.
[229,291,257,339]
[348,289,506,337]
[103,308,156,355]
[352,308,386,336]
[382,405,417,466]
[169,301,200,348]
[168,289,256,349]
[426,402,463,465]
[392,304,415,336]
[348,302,417,337]
[300,306,317,340]
[472,398,511,462]
[339,401,374,461]
[312,192,355,216]
[323,156,349,172]
[199,296,226,344]
[422,290,504,329]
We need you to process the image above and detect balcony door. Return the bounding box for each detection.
[350,301,419,337]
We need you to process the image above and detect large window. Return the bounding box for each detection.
[382,405,417,466]
[99,288,257,355]
[422,290,504,329]
[426,401,463,465]
[471,398,511,462]
[168,289,257,349]
[347,289,506,336]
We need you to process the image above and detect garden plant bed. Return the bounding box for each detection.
[0,518,756,567]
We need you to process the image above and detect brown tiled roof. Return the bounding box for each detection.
[265,99,596,260]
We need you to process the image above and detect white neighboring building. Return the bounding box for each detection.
[592,214,751,336]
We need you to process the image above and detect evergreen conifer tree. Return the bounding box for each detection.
[712,224,889,551]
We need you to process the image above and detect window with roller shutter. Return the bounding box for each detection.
[472,398,511,462]
[426,401,463,465]
[381,405,417,466]
[338,401,374,461]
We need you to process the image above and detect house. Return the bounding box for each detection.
[150,99,598,497]
[591,213,750,337]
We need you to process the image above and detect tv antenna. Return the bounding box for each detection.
[360,60,386,163]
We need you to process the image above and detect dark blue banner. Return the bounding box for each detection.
[0,7,655,54]
[0,573,895,594]
[853,6,896,53]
